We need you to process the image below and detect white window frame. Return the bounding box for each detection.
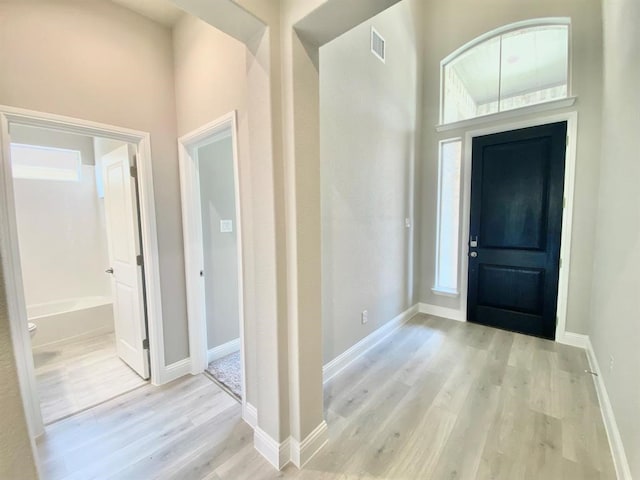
[439,17,572,126]
[433,137,463,297]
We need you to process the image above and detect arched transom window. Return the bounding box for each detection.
[441,19,570,125]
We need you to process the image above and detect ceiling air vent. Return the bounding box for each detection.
[371,27,386,63]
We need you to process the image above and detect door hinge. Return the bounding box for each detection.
[136,254,143,266]
[566,136,569,147]
[130,165,138,178]
[143,338,149,350]
[563,197,566,209]
[559,258,563,269]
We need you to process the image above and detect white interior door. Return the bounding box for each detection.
[102,145,149,379]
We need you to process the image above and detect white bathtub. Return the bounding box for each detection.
[28,296,114,347]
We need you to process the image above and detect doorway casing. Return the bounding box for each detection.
[177,111,249,422]
[0,105,166,438]
[457,111,579,342]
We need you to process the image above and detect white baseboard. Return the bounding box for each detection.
[207,338,240,363]
[557,331,589,349]
[290,421,328,469]
[243,402,257,429]
[419,302,466,322]
[156,358,192,385]
[254,427,290,470]
[584,337,632,480]
[323,304,419,384]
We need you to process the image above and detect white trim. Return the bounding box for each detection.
[454,111,578,341]
[289,421,329,469]
[323,304,418,384]
[584,338,632,480]
[431,287,459,297]
[439,17,572,125]
[253,427,290,470]
[178,111,248,417]
[419,303,466,322]
[207,338,240,363]
[243,402,258,429]
[158,358,192,385]
[0,106,165,440]
[436,97,577,133]
[556,331,589,349]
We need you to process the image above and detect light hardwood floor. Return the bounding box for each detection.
[37,315,616,479]
[33,333,148,424]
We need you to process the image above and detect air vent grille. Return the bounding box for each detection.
[371,27,385,63]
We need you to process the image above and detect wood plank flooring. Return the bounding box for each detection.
[33,333,147,424]
[37,315,616,479]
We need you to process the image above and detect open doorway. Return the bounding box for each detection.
[0,106,165,438]
[179,112,246,403]
[8,124,149,425]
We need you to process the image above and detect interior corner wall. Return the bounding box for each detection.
[320,0,419,364]
[589,0,640,475]
[171,13,258,404]
[0,0,189,365]
[417,0,604,335]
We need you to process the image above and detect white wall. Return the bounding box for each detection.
[0,0,188,364]
[13,156,111,308]
[589,0,640,475]
[320,0,419,363]
[417,0,603,336]
[198,136,240,351]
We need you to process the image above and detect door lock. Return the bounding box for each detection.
[469,252,478,258]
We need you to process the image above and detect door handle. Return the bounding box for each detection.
[105,268,114,274]
[469,252,478,258]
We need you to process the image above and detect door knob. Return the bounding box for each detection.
[105,268,114,274]
[470,252,478,258]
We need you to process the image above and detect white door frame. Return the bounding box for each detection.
[178,111,248,416]
[460,110,578,342]
[0,105,166,438]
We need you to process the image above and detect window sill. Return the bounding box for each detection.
[431,287,460,297]
[436,96,577,133]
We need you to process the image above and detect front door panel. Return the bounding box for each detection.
[468,122,567,339]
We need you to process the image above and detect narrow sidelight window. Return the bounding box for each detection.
[433,138,462,295]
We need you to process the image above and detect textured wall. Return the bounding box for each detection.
[320,0,419,363]
[589,0,640,475]
[0,253,38,478]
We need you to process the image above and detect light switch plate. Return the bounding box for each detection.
[220,219,233,233]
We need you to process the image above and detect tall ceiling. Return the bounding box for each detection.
[108,0,184,27]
